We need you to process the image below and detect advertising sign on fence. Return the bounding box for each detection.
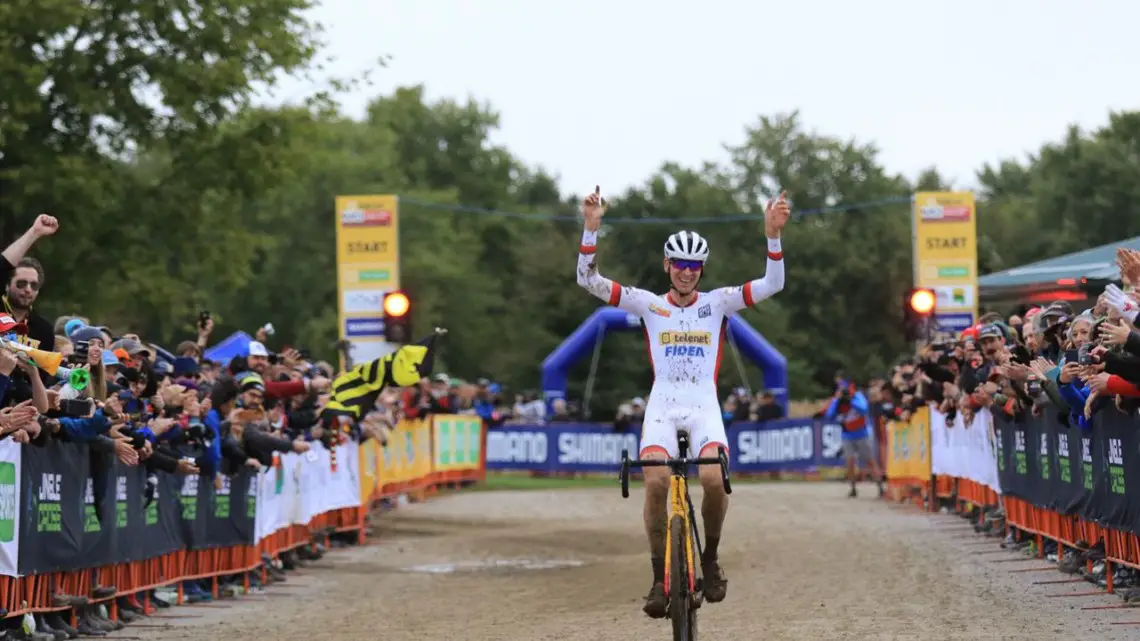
[886,406,931,483]
[433,415,483,474]
[991,408,1140,536]
[929,408,1001,494]
[485,419,847,474]
[18,441,258,576]
[0,440,20,577]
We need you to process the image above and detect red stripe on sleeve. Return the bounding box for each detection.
[608,281,622,306]
[767,251,783,261]
[742,283,755,307]
[1106,375,1140,397]
[579,245,597,255]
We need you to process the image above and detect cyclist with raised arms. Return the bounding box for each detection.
[576,186,790,617]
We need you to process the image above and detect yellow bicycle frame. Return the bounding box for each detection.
[662,473,696,596]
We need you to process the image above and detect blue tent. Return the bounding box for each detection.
[203,331,254,365]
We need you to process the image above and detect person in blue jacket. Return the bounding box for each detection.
[825,379,884,499]
[1054,314,1110,430]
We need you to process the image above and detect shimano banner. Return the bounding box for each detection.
[486,420,846,474]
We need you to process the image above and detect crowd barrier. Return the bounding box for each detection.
[486,418,848,474]
[0,414,486,617]
[885,404,1140,593]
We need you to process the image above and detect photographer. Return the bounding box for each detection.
[824,379,884,499]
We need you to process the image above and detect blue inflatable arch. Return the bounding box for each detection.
[541,306,789,413]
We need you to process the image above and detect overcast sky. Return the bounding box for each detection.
[265,0,1140,198]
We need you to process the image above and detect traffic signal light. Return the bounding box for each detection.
[903,287,936,341]
[383,290,412,344]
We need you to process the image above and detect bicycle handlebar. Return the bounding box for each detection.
[618,447,733,498]
[626,457,723,468]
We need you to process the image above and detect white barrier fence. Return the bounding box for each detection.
[929,408,1003,495]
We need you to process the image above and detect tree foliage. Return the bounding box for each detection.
[3,4,1137,411]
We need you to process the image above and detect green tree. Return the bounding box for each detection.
[977,111,1140,273]
[724,112,914,393]
[0,0,323,341]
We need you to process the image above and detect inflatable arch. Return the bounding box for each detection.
[541,306,789,413]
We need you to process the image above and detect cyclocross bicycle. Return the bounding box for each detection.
[619,430,732,641]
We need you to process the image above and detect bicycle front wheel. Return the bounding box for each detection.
[669,514,697,641]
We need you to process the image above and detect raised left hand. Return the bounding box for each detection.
[31,214,59,238]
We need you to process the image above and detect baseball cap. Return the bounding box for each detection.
[102,351,120,367]
[247,341,269,357]
[173,356,199,377]
[111,337,150,357]
[239,373,265,392]
[71,327,104,344]
[64,318,87,337]
[0,314,27,335]
[978,324,1004,340]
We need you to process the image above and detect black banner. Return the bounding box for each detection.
[202,472,255,549]
[19,441,257,575]
[993,408,1140,536]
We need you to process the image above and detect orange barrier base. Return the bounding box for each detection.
[900,475,1140,599]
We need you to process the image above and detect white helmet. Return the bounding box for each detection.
[663,230,710,262]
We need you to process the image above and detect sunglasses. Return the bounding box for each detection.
[13,279,39,291]
[671,259,704,272]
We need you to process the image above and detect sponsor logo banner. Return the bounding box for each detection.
[485,420,847,473]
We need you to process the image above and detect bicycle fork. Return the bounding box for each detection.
[665,476,700,597]
[683,481,705,603]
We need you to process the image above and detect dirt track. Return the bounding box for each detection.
[133,482,1136,641]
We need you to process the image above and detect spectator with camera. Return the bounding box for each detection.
[825,378,884,498]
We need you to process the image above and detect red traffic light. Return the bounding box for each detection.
[383,291,410,317]
[909,288,935,315]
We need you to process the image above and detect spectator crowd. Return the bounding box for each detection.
[0,214,460,639]
[870,246,1140,591]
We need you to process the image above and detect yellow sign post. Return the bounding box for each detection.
[335,195,400,367]
[912,191,978,334]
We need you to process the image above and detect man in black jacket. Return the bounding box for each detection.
[1,214,58,347]
[1,215,59,402]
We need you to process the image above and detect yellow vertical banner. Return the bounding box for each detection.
[409,420,433,481]
[912,192,978,334]
[385,422,410,487]
[886,405,931,482]
[335,195,400,368]
[358,439,380,504]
